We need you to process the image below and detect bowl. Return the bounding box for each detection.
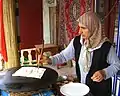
[60,82,89,96]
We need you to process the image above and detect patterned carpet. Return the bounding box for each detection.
[58,0,92,47]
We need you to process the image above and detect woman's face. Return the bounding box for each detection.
[78,23,89,40]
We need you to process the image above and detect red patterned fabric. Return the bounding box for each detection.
[64,0,86,40]
[58,0,92,46]
[0,0,7,61]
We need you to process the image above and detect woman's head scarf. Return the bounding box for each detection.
[78,11,109,48]
[77,11,110,72]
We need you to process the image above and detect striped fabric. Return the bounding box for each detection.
[116,0,120,59]
[113,1,120,96]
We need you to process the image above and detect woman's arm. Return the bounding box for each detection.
[104,46,120,79]
[91,46,120,82]
[50,38,75,65]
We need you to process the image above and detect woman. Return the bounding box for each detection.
[46,11,120,96]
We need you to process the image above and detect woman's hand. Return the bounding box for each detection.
[91,70,106,82]
[39,56,52,65]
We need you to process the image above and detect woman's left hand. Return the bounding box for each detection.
[91,70,106,82]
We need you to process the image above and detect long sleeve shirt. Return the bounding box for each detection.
[51,38,120,83]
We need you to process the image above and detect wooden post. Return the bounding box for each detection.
[2,0,20,69]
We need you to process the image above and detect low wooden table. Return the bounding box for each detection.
[35,44,59,65]
[35,44,59,55]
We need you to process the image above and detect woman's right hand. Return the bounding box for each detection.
[39,56,52,65]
